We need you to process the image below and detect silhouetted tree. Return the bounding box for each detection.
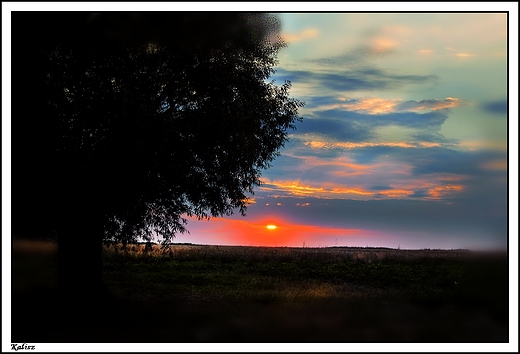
[11,12,303,298]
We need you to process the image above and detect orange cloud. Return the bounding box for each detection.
[340,98,400,114]
[456,53,476,58]
[262,180,323,196]
[283,153,378,176]
[406,97,461,111]
[260,179,375,199]
[282,28,319,43]
[419,142,442,148]
[371,38,398,53]
[259,178,420,201]
[304,141,433,150]
[481,160,508,171]
[378,189,415,198]
[427,184,464,199]
[260,175,468,202]
[332,97,462,114]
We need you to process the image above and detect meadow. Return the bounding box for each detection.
[11,240,508,343]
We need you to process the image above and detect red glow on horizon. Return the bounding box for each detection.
[184,215,385,248]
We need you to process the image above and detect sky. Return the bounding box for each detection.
[1,4,517,253]
[182,11,515,250]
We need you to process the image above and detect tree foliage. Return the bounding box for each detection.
[12,12,304,245]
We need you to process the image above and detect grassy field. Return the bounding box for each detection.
[11,240,509,343]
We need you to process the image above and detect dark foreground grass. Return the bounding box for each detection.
[11,241,509,343]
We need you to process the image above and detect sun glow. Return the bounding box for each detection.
[185,214,386,247]
[266,225,277,230]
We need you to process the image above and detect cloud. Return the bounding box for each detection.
[370,185,393,191]
[235,194,506,249]
[259,172,468,202]
[306,109,450,135]
[303,95,341,108]
[307,141,403,150]
[480,159,507,171]
[281,28,319,43]
[363,110,448,130]
[294,117,372,142]
[297,30,404,67]
[285,95,461,162]
[253,144,506,250]
[455,53,476,58]
[427,184,464,199]
[286,95,457,155]
[408,148,481,176]
[304,141,442,150]
[259,178,384,199]
[458,140,507,152]
[336,98,401,114]
[285,154,377,174]
[281,138,499,203]
[481,100,508,115]
[323,97,462,114]
[395,97,462,112]
[245,197,256,205]
[370,37,398,54]
[268,134,506,208]
[253,13,507,250]
[377,189,415,198]
[331,146,431,176]
[273,68,437,93]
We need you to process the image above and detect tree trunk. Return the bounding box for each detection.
[57,207,106,304]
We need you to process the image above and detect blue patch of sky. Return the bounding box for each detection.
[409,148,499,176]
[370,185,394,191]
[304,109,449,134]
[294,116,373,142]
[273,67,438,93]
[481,100,508,115]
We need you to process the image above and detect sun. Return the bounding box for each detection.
[266,224,277,230]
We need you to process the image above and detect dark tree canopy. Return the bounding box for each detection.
[12,12,303,246]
